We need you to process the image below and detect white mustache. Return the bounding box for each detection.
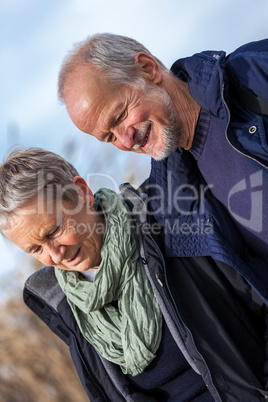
[132,121,151,150]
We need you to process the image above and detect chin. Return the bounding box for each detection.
[152,136,179,160]
[150,147,170,161]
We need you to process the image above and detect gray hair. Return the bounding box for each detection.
[0,147,79,230]
[58,32,169,102]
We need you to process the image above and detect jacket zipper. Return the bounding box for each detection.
[146,233,187,339]
[143,232,222,401]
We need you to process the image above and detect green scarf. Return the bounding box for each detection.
[55,188,162,376]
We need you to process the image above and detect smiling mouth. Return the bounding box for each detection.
[68,247,81,263]
[140,123,151,148]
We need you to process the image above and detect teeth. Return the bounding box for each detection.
[142,124,151,148]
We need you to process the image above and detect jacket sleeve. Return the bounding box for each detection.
[226,39,268,102]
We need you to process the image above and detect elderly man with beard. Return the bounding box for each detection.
[58,34,268,263]
[58,34,268,267]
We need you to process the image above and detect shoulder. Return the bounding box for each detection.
[170,50,228,120]
[226,39,268,101]
[227,38,268,59]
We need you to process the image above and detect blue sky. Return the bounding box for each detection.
[0,0,268,278]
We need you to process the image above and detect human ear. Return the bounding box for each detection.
[134,53,163,84]
[73,176,95,207]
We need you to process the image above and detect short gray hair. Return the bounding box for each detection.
[0,147,79,230]
[58,32,168,102]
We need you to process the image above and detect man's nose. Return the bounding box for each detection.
[47,243,66,265]
[115,125,136,149]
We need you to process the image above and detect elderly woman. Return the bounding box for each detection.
[0,147,162,377]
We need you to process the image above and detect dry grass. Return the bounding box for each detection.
[0,299,89,402]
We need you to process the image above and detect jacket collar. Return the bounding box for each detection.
[170,50,229,126]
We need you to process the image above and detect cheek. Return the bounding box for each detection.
[63,217,93,244]
[60,231,81,245]
[36,254,51,266]
[127,107,148,124]
[132,105,168,127]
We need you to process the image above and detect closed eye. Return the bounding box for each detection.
[117,109,127,123]
[107,133,115,143]
[32,245,42,255]
[48,226,61,239]
[31,226,61,255]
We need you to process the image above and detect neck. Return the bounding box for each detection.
[164,73,201,150]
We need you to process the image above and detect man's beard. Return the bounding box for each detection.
[132,89,181,161]
[152,121,181,161]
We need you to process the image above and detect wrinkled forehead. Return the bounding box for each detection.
[2,205,39,245]
[2,196,65,241]
[4,196,62,229]
[64,67,109,117]
[2,211,52,253]
[64,68,127,135]
[3,197,46,230]
[64,64,112,101]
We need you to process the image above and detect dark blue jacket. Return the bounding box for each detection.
[171,39,268,168]
[149,148,268,304]
[170,40,268,263]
